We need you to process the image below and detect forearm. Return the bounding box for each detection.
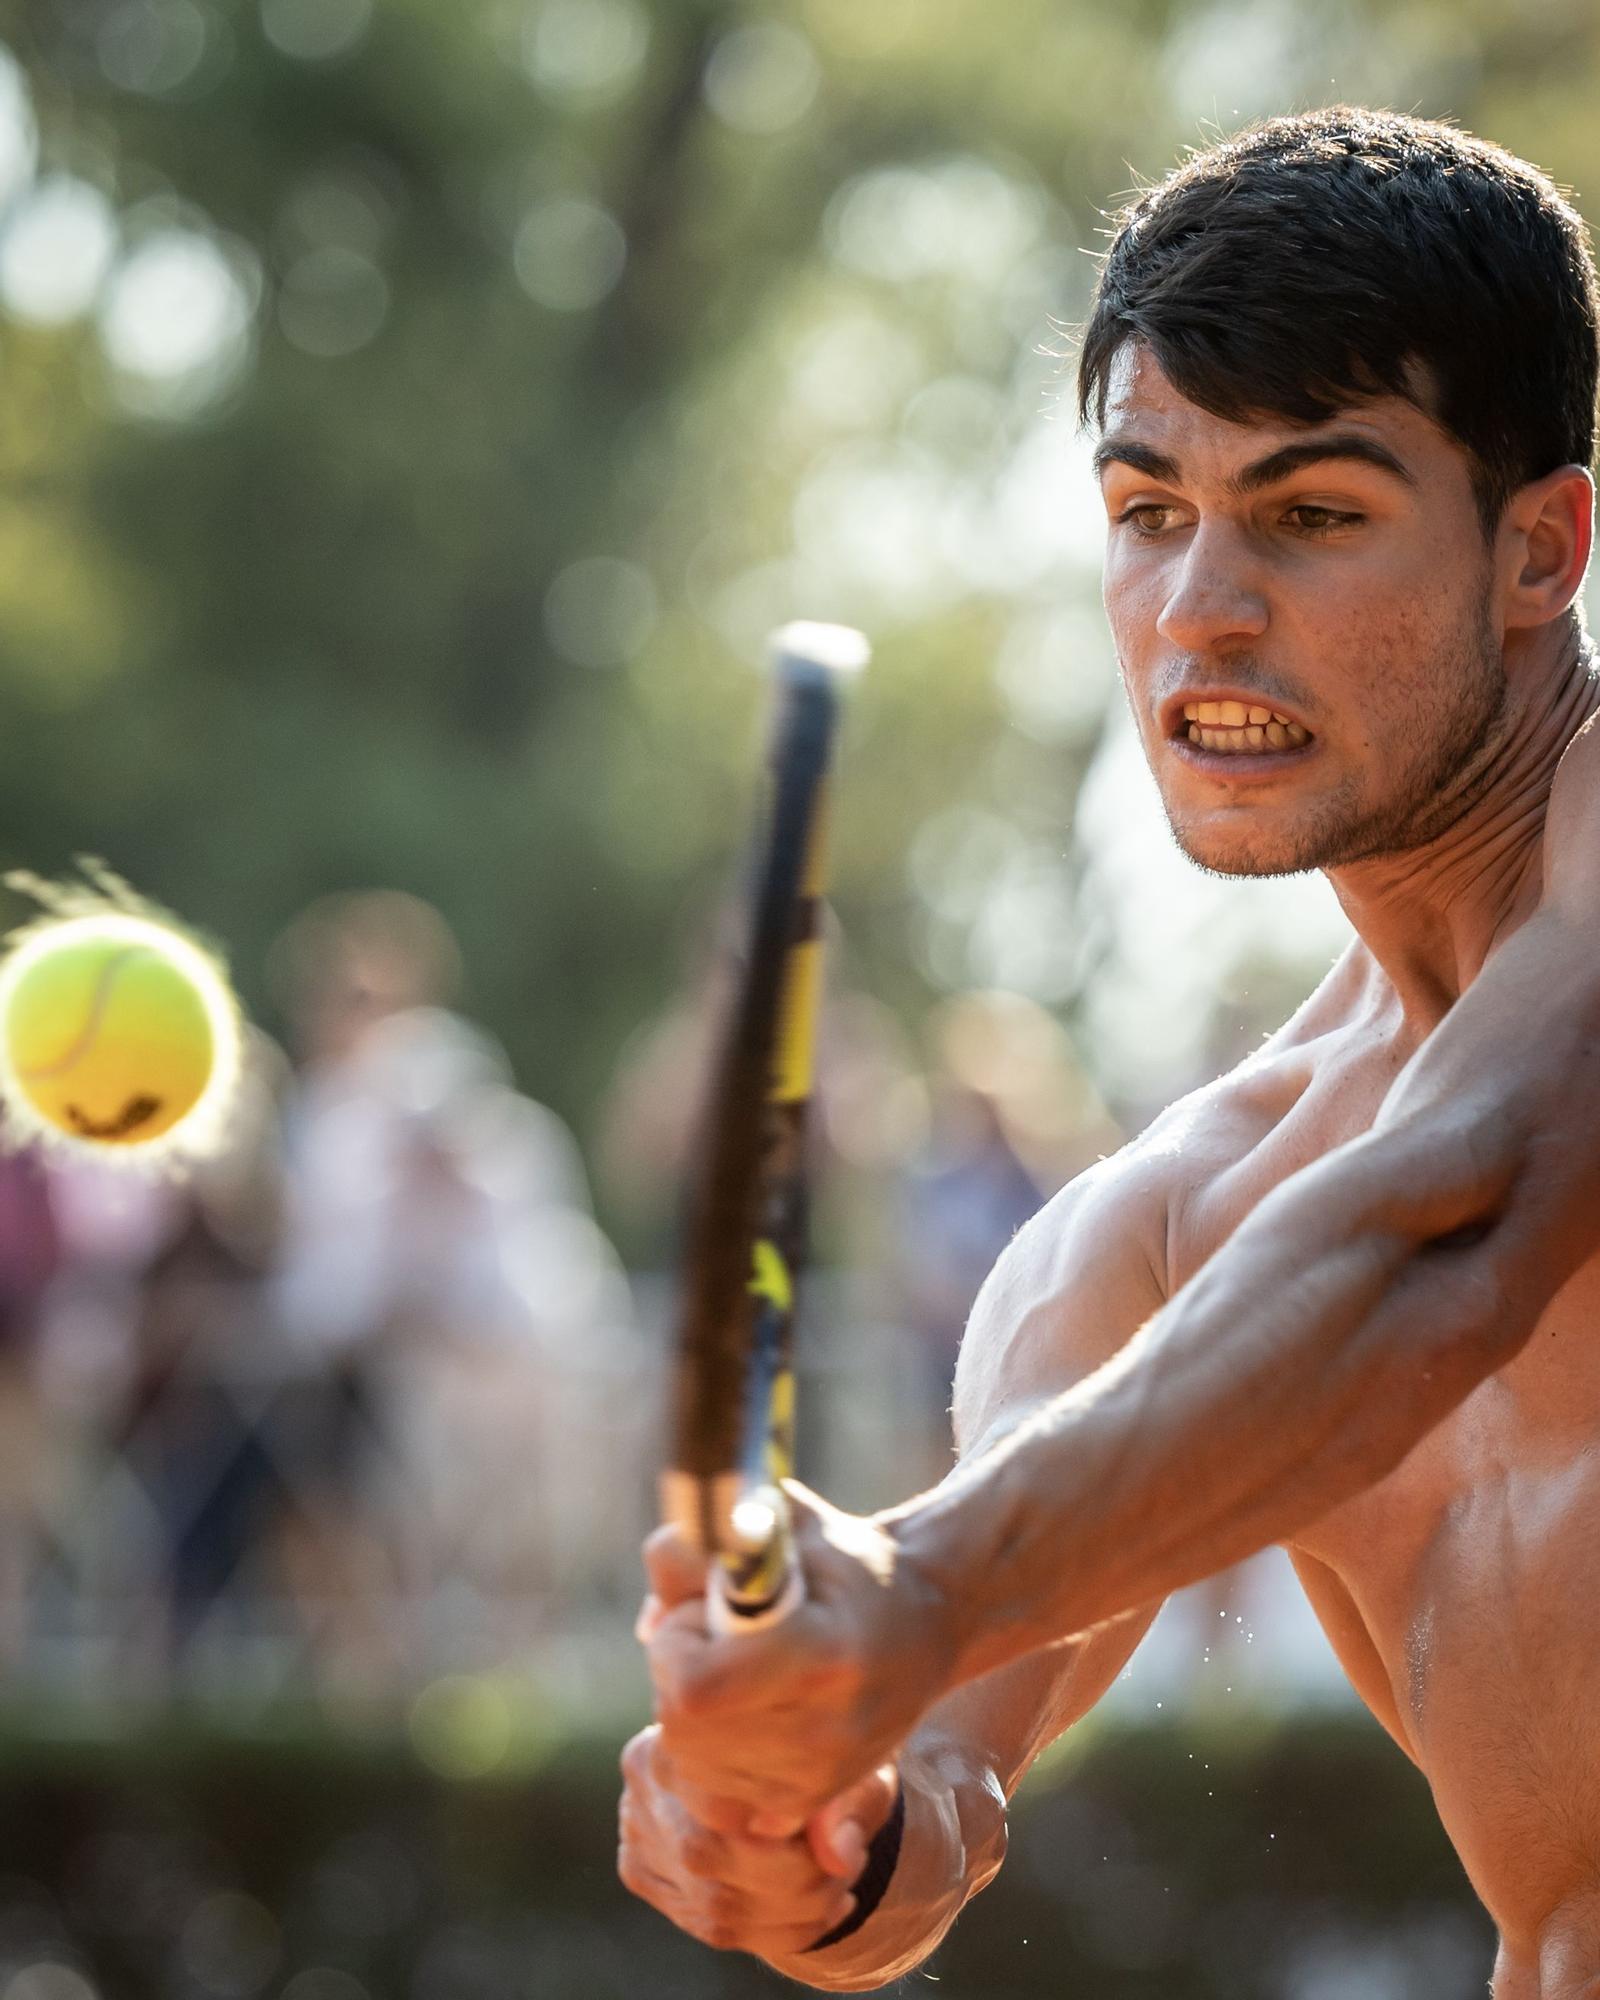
[761,1737,1004,1991]
[894,1120,1525,1688]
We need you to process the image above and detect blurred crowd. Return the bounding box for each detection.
[0,889,641,1705]
[0,888,1125,1713]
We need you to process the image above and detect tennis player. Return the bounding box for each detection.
[621,108,1600,1998]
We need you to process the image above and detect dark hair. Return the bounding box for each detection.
[1077,107,1600,534]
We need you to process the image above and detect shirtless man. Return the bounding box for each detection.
[619,108,1600,1997]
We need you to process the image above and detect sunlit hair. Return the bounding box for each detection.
[1077,107,1600,536]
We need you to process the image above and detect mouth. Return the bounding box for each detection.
[1165,696,1317,769]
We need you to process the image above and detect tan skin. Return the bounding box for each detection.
[619,344,1600,1997]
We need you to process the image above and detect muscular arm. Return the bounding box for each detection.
[647,721,1600,1831]
[772,1173,1173,1989]
[897,719,1600,1689]
[637,1158,1171,1987]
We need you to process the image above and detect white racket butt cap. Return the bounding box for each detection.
[768,621,871,679]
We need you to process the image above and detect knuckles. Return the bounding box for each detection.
[694,1886,745,1951]
[659,1660,723,1723]
[677,1824,723,1879]
[619,1727,657,1787]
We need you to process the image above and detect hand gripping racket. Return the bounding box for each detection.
[660,621,868,1633]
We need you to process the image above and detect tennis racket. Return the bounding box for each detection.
[660,621,868,1632]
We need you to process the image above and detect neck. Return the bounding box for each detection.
[1326,625,1600,1028]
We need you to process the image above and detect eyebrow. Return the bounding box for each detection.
[1092,432,1419,496]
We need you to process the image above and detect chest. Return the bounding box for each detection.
[1169,1035,1600,1605]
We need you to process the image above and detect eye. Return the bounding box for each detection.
[1284,504,1362,536]
[1114,503,1182,539]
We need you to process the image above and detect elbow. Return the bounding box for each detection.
[774,1966,901,1995]
[1296,1108,1524,1261]
[963,1757,1010,1898]
[1386,1245,1534,1418]
[966,1811,1009,1905]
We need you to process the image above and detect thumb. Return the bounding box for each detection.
[806,1763,900,1880]
[636,1524,707,1642]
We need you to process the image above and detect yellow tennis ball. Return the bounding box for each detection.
[0,911,238,1152]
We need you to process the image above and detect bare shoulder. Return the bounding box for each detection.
[951,1141,1168,1458]
[952,943,1372,1459]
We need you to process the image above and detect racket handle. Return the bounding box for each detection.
[710,1479,806,1631]
[709,1560,805,1634]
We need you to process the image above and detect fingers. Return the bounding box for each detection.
[642,1524,709,1610]
[637,1525,710,1644]
[645,1602,891,1821]
[806,1762,900,1878]
[619,1843,853,1960]
[638,1496,932,1826]
[618,1725,858,1956]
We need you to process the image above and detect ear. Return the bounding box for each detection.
[1500,464,1594,631]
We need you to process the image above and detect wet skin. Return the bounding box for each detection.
[624,349,1600,1996]
[1157,924,1600,1999]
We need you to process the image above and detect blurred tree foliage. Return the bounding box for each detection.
[2,0,1599,1202]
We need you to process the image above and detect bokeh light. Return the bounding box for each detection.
[0,177,118,327]
[523,0,651,104]
[703,23,821,136]
[513,192,627,311]
[97,225,257,414]
[260,0,372,64]
[0,46,37,208]
[95,0,212,96]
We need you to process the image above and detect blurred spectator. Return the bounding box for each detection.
[267,891,636,1688]
[109,1030,288,1669]
[598,901,920,1270]
[33,1032,286,1679]
[891,992,1121,1487]
[0,1143,61,1664]
[597,902,924,1510]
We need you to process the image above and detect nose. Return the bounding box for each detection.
[1155,523,1269,653]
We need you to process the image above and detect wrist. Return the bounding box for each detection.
[806,1785,906,1953]
[878,1494,987,1698]
[764,1738,1006,1990]
[883,1449,1061,1690]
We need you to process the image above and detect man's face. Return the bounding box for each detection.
[1096,345,1509,876]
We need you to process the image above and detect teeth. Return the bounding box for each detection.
[1190,700,1303,732]
[1185,716,1312,755]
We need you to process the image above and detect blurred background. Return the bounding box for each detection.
[0,0,1592,1993]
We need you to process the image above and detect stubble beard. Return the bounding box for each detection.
[1156,593,1509,879]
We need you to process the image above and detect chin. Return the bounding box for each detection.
[1168,814,1336,880]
